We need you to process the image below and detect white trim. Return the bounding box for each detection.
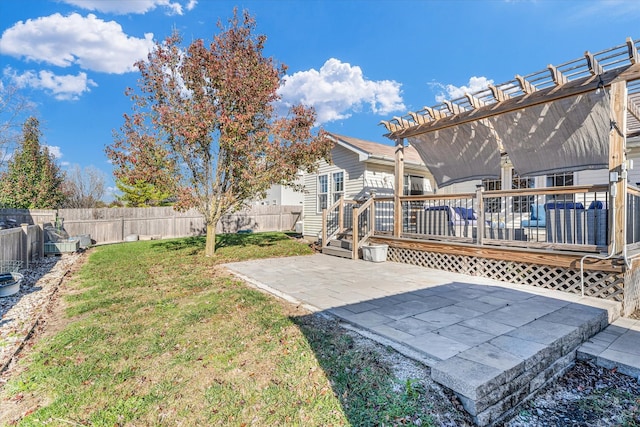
[317,174,328,214]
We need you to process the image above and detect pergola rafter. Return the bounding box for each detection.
[381,37,640,140]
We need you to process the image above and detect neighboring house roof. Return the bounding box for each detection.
[327,132,427,168]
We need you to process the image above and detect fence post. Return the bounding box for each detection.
[21,223,29,269]
[38,223,44,259]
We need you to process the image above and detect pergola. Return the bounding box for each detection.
[381,37,640,256]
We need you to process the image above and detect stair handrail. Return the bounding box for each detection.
[322,196,344,248]
[352,196,375,258]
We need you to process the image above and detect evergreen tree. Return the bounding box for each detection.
[115,178,172,207]
[0,117,66,208]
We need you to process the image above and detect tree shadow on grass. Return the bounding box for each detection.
[151,232,298,255]
[151,236,206,255]
[216,232,290,249]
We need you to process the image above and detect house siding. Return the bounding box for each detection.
[303,145,364,238]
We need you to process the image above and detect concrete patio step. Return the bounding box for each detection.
[577,316,640,380]
[429,301,619,425]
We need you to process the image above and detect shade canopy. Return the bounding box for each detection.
[409,119,501,187]
[382,38,640,189]
[408,90,611,187]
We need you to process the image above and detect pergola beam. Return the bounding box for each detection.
[548,64,569,86]
[444,100,464,115]
[515,74,536,95]
[585,51,604,76]
[408,111,429,125]
[424,106,446,120]
[488,85,509,102]
[386,63,640,140]
[628,37,639,64]
[466,92,486,109]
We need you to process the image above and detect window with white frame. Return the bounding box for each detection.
[546,172,575,202]
[482,177,502,213]
[512,170,535,213]
[547,172,574,187]
[318,174,328,212]
[317,170,346,212]
[332,171,344,203]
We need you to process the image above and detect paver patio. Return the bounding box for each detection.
[226,254,639,425]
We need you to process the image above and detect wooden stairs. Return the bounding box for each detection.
[322,234,359,260]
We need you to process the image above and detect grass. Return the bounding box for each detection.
[1,232,442,426]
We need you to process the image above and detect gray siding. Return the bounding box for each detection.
[303,145,365,238]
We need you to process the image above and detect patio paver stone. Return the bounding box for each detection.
[226,254,633,426]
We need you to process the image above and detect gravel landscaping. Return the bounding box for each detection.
[0,253,81,374]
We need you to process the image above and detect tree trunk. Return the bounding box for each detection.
[205,223,216,256]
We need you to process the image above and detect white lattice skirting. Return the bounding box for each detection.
[387,246,625,302]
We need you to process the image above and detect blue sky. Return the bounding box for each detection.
[0,0,639,199]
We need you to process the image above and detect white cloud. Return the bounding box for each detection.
[46,145,63,159]
[4,67,97,101]
[186,0,198,11]
[0,13,154,74]
[432,76,494,103]
[278,58,405,124]
[60,0,192,15]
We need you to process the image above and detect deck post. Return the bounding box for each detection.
[609,80,627,255]
[352,206,359,260]
[321,208,327,248]
[370,196,376,235]
[394,138,405,237]
[338,196,344,232]
[476,186,485,245]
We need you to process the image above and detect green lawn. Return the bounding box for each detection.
[0,232,451,426]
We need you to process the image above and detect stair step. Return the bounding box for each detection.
[328,239,352,249]
[322,246,354,259]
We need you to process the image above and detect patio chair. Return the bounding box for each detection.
[521,203,546,228]
[546,202,585,244]
[587,201,608,246]
[417,205,455,236]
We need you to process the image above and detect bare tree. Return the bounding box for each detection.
[0,83,34,168]
[63,164,107,208]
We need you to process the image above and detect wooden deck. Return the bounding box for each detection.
[322,184,640,315]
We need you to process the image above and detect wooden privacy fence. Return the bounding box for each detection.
[0,225,42,267]
[0,205,303,246]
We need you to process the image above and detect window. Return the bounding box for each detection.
[318,175,328,212]
[547,172,574,187]
[332,171,344,203]
[512,171,534,213]
[403,175,427,195]
[482,178,502,213]
[546,172,574,202]
[317,170,345,212]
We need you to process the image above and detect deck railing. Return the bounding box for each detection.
[627,186,640,248]
[321,197,342,247]
[394,185,611,252]
[324,184,640,254]
[351,197,375,259]
[373,198,395,234]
